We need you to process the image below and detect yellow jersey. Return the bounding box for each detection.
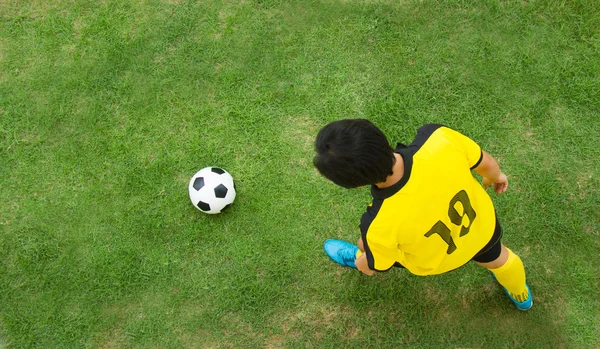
[360,125,496,275]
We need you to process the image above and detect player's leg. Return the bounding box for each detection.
[474,241,532,310]
[357,237,365,253]
[354,237,366,259]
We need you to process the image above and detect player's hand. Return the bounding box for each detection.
[482,173,508,194]
[355,254,376,276]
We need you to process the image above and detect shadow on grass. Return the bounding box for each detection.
[337,268,568,348]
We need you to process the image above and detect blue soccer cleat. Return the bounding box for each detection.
[324,239,359,269]
[491,273,533,311]
[504,284,533,311]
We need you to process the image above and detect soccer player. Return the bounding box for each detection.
[313,119,532,310]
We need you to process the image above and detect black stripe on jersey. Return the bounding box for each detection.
[408,124,444,154]
[359,198,395,272]
[470,150,484,170]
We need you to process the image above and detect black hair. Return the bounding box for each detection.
[313,119,395,188]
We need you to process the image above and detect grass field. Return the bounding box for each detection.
[1,0,599,348]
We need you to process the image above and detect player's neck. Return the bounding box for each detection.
[375,153,404,189]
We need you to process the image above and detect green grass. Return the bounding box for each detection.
[1,0,599,347]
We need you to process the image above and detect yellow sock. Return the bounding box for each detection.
[355,249,363,259]
[489,248,529,302]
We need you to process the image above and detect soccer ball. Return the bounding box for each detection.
[188,167,236,214]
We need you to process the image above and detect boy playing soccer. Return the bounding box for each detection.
[314,119,532,310]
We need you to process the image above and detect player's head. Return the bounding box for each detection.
[314,119,395,188]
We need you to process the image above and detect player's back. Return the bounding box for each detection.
[362,125,496,275]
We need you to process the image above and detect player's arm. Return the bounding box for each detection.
[355,237,376,275]
[440,126,508,194]
[473,151,508,194]
[356,253,376,276]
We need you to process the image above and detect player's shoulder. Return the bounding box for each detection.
[407,124,446,153]
[417,123,445,136]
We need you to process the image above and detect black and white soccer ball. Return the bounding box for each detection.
[188,167,236,214]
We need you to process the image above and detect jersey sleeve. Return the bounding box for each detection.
[360,208,398,272]
[363,238,399,272]
[441,127,483,169]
